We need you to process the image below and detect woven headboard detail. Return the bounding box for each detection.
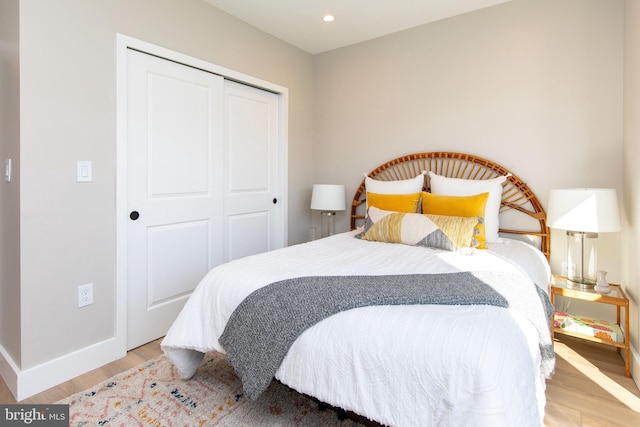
[350,152,549,259]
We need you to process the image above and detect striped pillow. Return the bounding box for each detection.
[359,206,480,251]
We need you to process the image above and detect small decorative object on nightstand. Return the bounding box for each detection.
[595,270,611,294]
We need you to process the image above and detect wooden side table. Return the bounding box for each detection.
[550,275,631,377]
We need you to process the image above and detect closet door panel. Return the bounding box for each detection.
[223,80,283,262]
[126,49,224,349]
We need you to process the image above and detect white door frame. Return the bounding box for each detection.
[115,33,288,354]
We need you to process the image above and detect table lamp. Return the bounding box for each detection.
[310,184,346,237]
[547,188,621,288]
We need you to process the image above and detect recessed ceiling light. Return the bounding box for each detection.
[322,15,335,23]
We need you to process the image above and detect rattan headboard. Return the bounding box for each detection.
[350,152,549,259]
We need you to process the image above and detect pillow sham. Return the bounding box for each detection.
[359,206,480,251]
[366,192,421,213]
[421,191,489,249]
[364,172,425,195]
[428,172,507,243]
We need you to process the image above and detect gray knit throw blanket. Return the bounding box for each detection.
[219,271,555,400]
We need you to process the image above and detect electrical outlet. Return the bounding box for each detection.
[78,283,94,308]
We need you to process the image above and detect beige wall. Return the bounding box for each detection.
[4,0,313,391]
[623,0,640,384]
[0,0,21,366]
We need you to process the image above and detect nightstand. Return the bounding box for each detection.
[550,275,630,377]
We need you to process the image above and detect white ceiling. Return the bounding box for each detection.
[205,0,512,54]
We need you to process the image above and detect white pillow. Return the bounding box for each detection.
[428,171,507,243]
[364,172,425,195]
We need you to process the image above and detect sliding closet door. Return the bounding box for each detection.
[126,49,224,349]
[223,80,284,261]
[124,48,286,350]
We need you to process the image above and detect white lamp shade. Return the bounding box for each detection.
[547,188,621,233]
[310,184,346,211]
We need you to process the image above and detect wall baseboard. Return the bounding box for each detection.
[0,344,19,399]
[0,337,125,401]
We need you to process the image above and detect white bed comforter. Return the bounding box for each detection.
[162,232,552,427]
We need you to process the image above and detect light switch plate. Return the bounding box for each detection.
[5,159,11,182]
[77,160,92,182]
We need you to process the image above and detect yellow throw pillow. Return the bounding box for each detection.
[366,192,421,213]
[421,192,489,249]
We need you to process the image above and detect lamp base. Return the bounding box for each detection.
[320,211,336,237]
[566,230,598,290]
[566,278,596,290]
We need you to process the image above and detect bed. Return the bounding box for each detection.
[161,152,554,427]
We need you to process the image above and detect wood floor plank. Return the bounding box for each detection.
[543,401,582,427]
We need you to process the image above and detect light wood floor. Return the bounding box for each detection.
[545,336,640,426]
[0,338,164,405]
[1,336,639,426]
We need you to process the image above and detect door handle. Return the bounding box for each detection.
[273,198,278,204]
[130,211,140,220]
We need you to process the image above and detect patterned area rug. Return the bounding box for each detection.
[58,351,363,426]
